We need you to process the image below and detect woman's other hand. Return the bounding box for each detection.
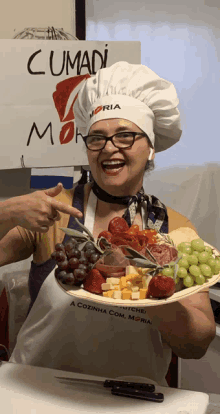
[10,183,83,233]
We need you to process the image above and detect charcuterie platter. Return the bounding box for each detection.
[52,217,220,307]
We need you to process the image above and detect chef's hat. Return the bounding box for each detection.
[73,61,182,152]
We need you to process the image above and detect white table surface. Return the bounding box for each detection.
[0,361,209,414]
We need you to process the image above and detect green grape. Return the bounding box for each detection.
[175,276,180,285]
[177,242,185,252]
[198,251,210,264]
[195,274,206,285]
[192,251,199,256]
[207,257,216,273]
[178,253,190,261]
[204,246,213,256]
[189,265,201,277]
[199,264,212,278]
[182,246,193,255]
[178,258,189,269]
[191,239,205,252]
[162,267,174,278]
[177,267,188,278]
[187,254,199,266]
[214,261,220,275]
[183,275,194,288]
[177,242,191,252]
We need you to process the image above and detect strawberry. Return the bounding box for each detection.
[83,269,106,295]
[108,217,129,235]
[147,273,176,299]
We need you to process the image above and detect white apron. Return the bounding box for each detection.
[10,190,172,386]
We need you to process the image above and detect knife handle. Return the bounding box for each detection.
[111,386,164,403]
[104,380,155,392]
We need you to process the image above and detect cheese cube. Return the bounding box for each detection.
[131,291,140,300]
[113,290,122,299]
[103,290,114,298]
[119,276,128,290]
[132,286,139,292]
[126,281,132,289]
[126,273,141,282]
[139,288,148,299]
[142,275,152,288]
[101,283,114,291]
[122,290,132,300]
[106,277,120,285]
[126,265,138,275]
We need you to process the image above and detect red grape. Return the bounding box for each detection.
[58,260,69,270]
[87,263,94,272]
[51,251,57,260]
[64,272,76,285]
[89,253,100,264]
[69,257,79,269]
[55,243,65,252]
[78,264,87,271]
[68,249,81,259]
[85,249,95,259]
[79,256,88,265]
[85,242,95,250]
[56,251,67,262]
[64,241,77,252]
[74,268,87,281]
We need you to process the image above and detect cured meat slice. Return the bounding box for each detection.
[146,244,178,266]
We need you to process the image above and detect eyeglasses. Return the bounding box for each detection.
[83,132,147,151]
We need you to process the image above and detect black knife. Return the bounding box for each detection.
[55,376,156,392]
[111,385,164,402]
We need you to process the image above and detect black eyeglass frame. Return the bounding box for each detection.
[82,132,148,151]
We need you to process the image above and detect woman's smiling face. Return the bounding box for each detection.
[87,118,154,196]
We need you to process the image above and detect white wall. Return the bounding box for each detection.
[0,0,75,39]
[86,0,220,169]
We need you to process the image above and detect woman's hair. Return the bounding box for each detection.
[144,159,155,173]
[144,134,155,174]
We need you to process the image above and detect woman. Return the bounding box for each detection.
[0,62,216,385]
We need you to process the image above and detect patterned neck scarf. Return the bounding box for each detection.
[91,181,168,233]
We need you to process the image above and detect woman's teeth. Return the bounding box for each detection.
[102,161,125,170]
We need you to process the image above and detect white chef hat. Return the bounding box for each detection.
[73,61,182,152]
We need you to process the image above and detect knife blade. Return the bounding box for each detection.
[111,386,164,402]
[55,376,156,392]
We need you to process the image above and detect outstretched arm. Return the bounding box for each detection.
[147,291,216,359]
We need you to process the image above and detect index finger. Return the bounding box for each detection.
[50,199,83,218]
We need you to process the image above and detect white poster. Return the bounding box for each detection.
[0,40,141,170]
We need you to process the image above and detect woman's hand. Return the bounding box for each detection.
[10,183,83,233]
[147,292,216,359]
